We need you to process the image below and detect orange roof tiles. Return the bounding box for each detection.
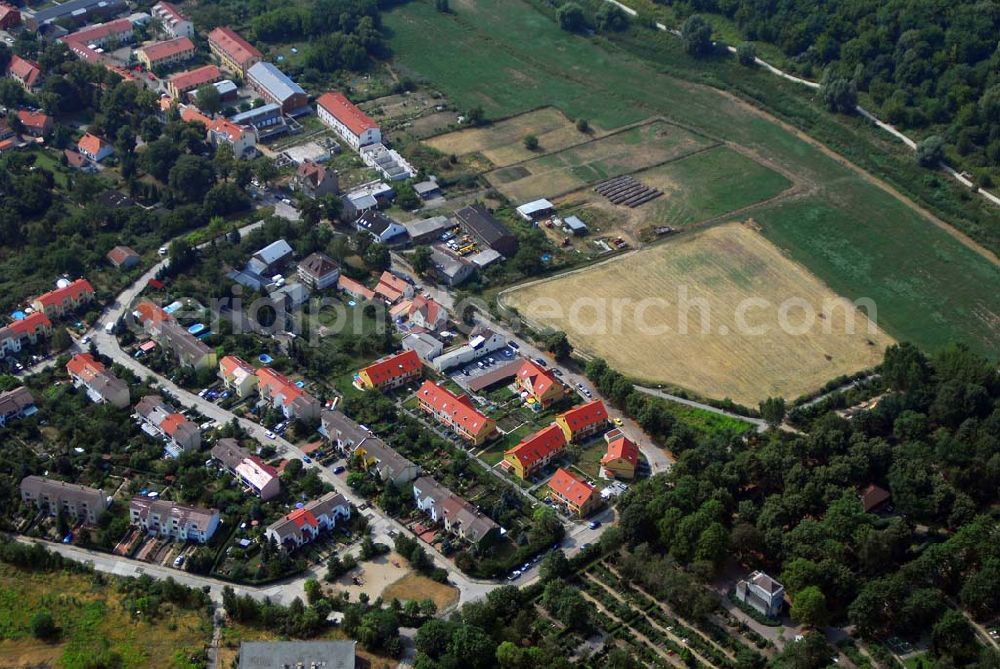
[2,312,50,338]
[208,27,262,67]
[66,353,105,382]
[505,424,566,468]
[316,92,378,136]
[337,276,375,301]
[137,36,194,63]
[160,412,186,436]
[257,367,310,408]
[548,467,597,507]
[77,133,109,156]
[602,434,639,467]
[219,355,254,377]
[361,350,421,387]
[134,300,170,325]
[417,381,492,438]
[285,508,318,529]
[559,399,609,433]
[516,359,559,398]
[8,55,40,88]
[35,278,94,308]
[168,64,221,93]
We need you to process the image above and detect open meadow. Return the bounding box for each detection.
[424,106,598,167]
[486,120,716,202]
[386,0,1000,358]
[501,222,893,405]
[0,564,210,669]
[553,145,794,243]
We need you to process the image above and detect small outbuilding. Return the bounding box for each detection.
[564,215,588,236]
[516,198,555,221]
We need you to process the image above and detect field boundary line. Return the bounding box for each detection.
[577,588,687,668]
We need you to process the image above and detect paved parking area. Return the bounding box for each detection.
[449,345,520,389]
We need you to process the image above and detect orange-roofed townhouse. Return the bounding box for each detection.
[77,133,113,162]
[136,36,196,70]
[316,91,381,150]
[66,352,130,409]
[152,2,194,39]
[415,380,496,446]
[601,430,639,480]
[257,367,321,422]
[133,300,171,335]
[207,27,262,77]
[31,278,95,318]
[166,64,221,101]
[548,467,601,517]
[514,359,564,410]
[556,399,609,444]
[266,492,350,550]
[374,271,413,304]
[218,355,258,398]
[7,55,41,93]
[503,423,567,480]
[337,276,375,302]
[0,312,52,359]
[355,349,422,392]
[407,295,447,331]
[18,110,53,137]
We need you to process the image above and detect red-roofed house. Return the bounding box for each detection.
[106,245,140,269]
[356,349,422,392]
[265,492,350,549]
[180,104,257,158]
[66,352,129,408]
[136,36,196,70]
[294,160,338,198]
[166,64,221,100]
[64,149,90,171]
[18,110,53,137]
[316,91,381,150]
[61,19,134,63]
[406,295,447,331]
[7,55,40,92]
[514,359,564,409]
[374,271,413,304]
[218,355,257,397]
[32,279,95,318]
[416,381,496,445]
[548,467,601,517]
[207,27,262,76]
[256,367,320,422]
[601,430,639,480]
[77,133,113,162]
[0,3,20,30]
[133,300,170,331]
[0,312,52,358]
[337,275,375,302]
[556,400,609,443]
[503,423,566,479]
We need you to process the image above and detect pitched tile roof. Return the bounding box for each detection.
[316,92,378,136]
[559,399,609,434]
[8,55,41,88]
[106,245,139,267]
[0,312,51,340]
[137,36,194,63]
[78,133,110,156]
[360,350,421,386]
[168,64,221,93]
[34,278,94,308]
[548,467,596,507]
[505,423,566,468]
[516,359,559,398]
[337,276,375,301]
[208,27,262,67]
[416,381,492,438]
[298,252,339,280]
[66,352,105,382]
[602,433,639,468]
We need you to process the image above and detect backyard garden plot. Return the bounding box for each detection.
[424,107,595,167]
[487,121,717,202]
[501,222,892,406]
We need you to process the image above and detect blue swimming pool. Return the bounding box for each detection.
[188,323,206,335]
[259,353,273,364]
[10,311,26,321]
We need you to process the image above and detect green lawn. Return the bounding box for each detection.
[657,400,756,439]
[385,0,1000,358]
[633,145,793,226]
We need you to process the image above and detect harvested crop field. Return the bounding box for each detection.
[487,120,716,202]
[424,107,595,167]
[501,222,893,405]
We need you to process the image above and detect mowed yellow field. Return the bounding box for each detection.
[501,223,893,405]
[424,107,596,167]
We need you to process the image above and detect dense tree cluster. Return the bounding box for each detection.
[654,0,1000,176]
[614,342,1000,662]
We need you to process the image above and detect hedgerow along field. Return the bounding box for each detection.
[386,0,1000,357]
[501,222,893,406]
[486,120,716,202]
